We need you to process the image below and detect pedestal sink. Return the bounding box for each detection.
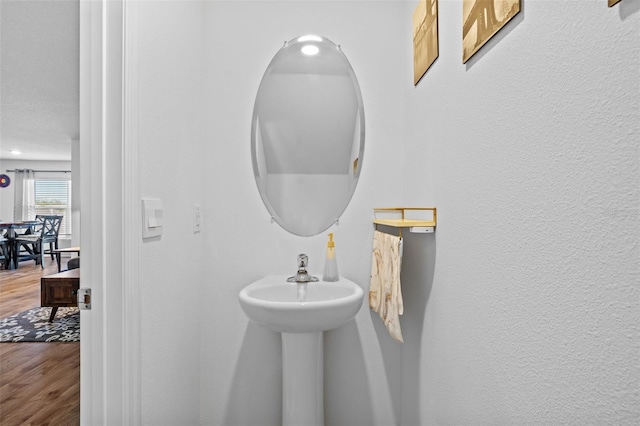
[239,275,364,426]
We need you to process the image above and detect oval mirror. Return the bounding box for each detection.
[251,35,365,237]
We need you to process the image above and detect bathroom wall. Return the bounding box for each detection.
[201,1,406,425]
[134,0,638,424]
[400,0,639,424]
[136,1,206,424]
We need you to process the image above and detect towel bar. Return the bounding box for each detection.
[373,207,437,237]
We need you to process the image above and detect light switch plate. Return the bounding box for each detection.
[142,198,163,239]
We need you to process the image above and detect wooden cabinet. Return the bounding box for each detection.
[41,269,80,322]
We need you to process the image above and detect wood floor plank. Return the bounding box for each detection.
[0,258,79,426]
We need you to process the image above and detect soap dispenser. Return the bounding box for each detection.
[323,233,339,282]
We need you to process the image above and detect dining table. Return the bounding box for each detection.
[0,220,40,270]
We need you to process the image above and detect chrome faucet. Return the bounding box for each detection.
[287,254,319,283]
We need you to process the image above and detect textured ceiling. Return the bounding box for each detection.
[0,0,79,161]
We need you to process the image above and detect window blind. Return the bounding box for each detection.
[34,179,72,236]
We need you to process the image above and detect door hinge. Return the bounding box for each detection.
[78,288,92,310]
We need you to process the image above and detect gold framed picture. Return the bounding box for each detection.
[463,0,521,64]
[413,0,439,85]
[608,0,621,6]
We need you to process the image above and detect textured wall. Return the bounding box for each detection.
[135,0,638,424]
[136,2,206,424]
[401,0,639,424]
[201,1,406,425]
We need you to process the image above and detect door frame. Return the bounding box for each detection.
[79,0,140,423]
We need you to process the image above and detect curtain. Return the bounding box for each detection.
[13,169,36,221]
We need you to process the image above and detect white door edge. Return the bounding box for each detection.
[122,0,142,423]
[80,0,141,423]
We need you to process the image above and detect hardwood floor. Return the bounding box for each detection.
[0,258,79,426]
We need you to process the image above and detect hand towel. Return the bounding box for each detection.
[369,230,404,343]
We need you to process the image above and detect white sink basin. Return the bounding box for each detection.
[239,275,364,333]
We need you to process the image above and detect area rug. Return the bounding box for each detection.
[0,307,79,342]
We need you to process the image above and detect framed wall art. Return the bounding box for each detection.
[463,0,521,63]
[413,0,439,85]
[608,0,621,6]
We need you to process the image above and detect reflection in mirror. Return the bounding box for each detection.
[252,35,365,236]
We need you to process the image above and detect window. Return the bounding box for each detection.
[34,179,72,236]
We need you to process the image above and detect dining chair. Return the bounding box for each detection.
[37,214,64,260]
[14,215,63,268]
[0,236,9,270]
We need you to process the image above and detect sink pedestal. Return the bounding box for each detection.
[282,332,323,426]
[239,276,364,426]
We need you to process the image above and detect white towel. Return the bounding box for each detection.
[369,230,404,343]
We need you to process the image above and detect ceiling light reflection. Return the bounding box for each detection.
[301,45,320,56]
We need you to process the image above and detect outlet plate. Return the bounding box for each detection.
[193,205,201,233]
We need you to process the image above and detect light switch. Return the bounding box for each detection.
[142,198,163,239]
[148,216,163,228]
